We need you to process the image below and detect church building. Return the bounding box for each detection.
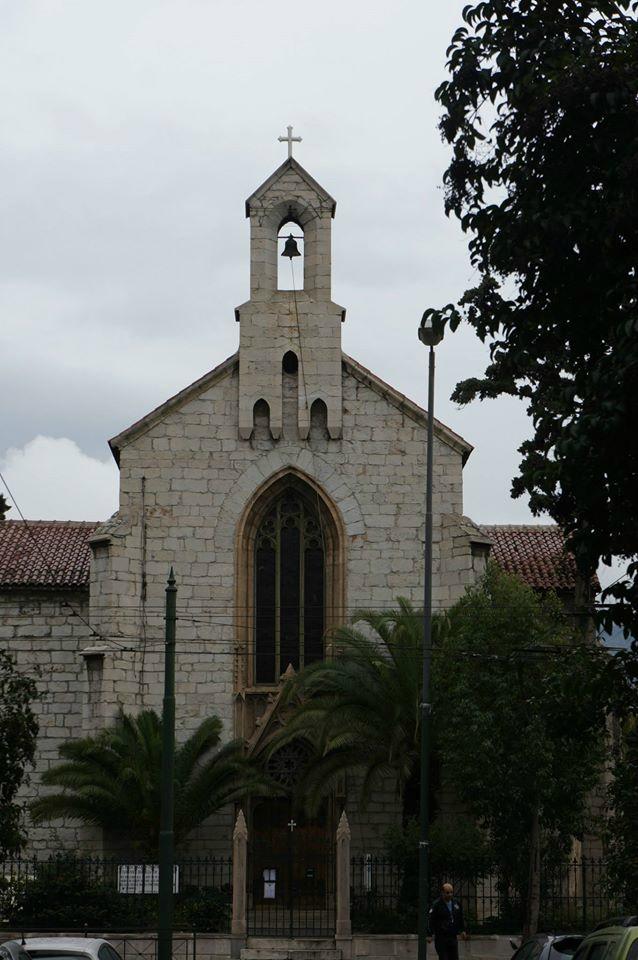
[0,149,584,866]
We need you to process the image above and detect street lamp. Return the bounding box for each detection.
[417,312,443,960]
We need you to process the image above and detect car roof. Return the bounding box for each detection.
[22,941,108,951]
[582,927,638,942]
[593,918,638,932]
[525,935,580,942]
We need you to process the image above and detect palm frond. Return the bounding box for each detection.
[268,598,438,819]
[174,715,223,785]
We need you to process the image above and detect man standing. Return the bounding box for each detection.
[428,882,467,960]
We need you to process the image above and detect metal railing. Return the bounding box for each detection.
[0,855,232,933]
[350,856,636,934]
[2,853,636,937]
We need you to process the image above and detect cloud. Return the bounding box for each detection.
[1,436,118,521]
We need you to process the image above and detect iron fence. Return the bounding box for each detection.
[350,856,635,935]
[2,853,636,937]
[0,855,232,933]
[248,832,335,937]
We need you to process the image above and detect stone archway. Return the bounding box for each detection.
[247,742,336,937]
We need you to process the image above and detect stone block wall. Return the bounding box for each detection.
[89,355,477,856]
[0,589,103,852]
[238,158,343,442]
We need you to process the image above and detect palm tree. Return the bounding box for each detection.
[30,709,273,855]
[273,598,444,821]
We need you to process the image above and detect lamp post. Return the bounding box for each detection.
[417,313,444,960]
[158,568,177,960]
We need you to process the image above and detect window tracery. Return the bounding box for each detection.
[254,489,325,684]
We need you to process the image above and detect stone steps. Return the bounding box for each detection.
[242,939,341,960]
[242,952,340,960]
[248,940,336,948]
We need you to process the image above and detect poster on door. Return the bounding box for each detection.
[262,868,277,899]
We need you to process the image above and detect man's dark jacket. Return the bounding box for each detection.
[428,897,465,938]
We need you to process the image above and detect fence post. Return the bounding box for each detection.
[231,810,248,955]
[336,810,352,939]
[581,859,587,931]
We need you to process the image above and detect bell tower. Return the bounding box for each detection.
[235,147,345,441]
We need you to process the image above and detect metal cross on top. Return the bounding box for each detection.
[278,125,302,159]
[287,819,297,833]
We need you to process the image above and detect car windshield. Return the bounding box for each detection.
[572,944,590,960]
[552,939,584,956]
[27,952,92,960]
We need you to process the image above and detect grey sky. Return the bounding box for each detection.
[5,1,614,581]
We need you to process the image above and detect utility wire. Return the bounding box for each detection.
[290,257,310,423]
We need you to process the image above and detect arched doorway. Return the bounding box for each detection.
[247,742,336,937]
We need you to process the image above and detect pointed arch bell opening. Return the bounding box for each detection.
[277,219,304,291]
[235,470,346,690]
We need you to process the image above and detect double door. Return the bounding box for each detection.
[248,799,335,937]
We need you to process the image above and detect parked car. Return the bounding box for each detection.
[17,939,123,960]
[510,934,585,960]
[0,942,32,960]
[571,917,638,960]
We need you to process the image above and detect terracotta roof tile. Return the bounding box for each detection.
[0,521,99,591]
[481,524,580,591]
[0,520,585,595]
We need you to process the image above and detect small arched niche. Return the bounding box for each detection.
[282,351,299,440]
[277,220,304,291]
[309,398,329,444]
[252,398,271,442]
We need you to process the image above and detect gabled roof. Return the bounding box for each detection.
[480,524,586,591]
[108,350,472,466]
[0,520,99,591]
[342,353,473,464]
[108,352,238,464]
[245,157,337,218]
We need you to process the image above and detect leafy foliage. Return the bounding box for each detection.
[0,649,39,856]
[428,1,638,636]
[379,814,492,932]
[385,814,490,879]
[30,709,273,855]
[274,598,445,819]
[432,565,608,880]
[605,723,638,902]
[1,854,231,930]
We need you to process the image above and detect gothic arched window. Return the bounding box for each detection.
[254,488,324,684]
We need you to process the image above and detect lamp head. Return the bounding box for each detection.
[418,312,444,347]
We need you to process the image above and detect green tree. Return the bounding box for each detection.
[30,709,272,855]
[605,723,638,905]
[427,1,638,637]
[274,599,444,821]
[0,650,39,855]
[433,565,608,934]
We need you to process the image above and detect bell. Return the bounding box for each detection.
[281,234,301,259]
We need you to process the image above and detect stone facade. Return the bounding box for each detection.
[2,156,491,857]
[237,159,344,440]
[0,589,103,852]
[90,352,484,853]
